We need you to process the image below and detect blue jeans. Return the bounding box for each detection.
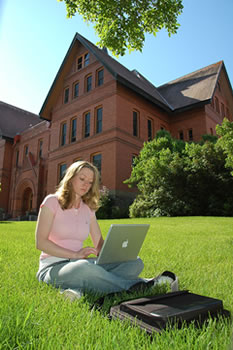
[38,258,144,295]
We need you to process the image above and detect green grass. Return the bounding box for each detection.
[0,217,233,349]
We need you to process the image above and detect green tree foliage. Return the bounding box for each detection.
[59,0,183,56]
[125,130,233,217]
[216,118,233,174]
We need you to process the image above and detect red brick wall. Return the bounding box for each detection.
[8,121,50,216]
[4,48,233,217]
[0,139,13,212]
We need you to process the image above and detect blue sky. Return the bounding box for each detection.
[0,0,232,115]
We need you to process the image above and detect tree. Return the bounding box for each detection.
[125,131,233,217]
[216,118,233,175]
[59,0,183,56]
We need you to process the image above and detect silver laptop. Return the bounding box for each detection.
[96,224,150,265]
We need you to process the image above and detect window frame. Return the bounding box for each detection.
[84,52,90,67]
[221,102,225,118]
[92,153,102,175]
[70,117,77,143]
[38,139,43,158]
[215,96,220,113]
[64,87,69,104]
[133,110,139,137]
[95,106,103,134]
[16,149,19,166]
[179,130,184,140]
[60,122,67,146]
[73,81,79,99]
[96,68,104,87]
[58,163,67,183]
[24,145,29,159]
[77,52,90,71]
[188,128,193,141]
[86,74,92,93]
[77,56,83,71]
[84,111,91,138]
[147,118,153,141]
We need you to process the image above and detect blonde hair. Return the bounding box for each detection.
[56,161,100,211]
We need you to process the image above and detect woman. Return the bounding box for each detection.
[36,161,146,298]
[36,161,176,299]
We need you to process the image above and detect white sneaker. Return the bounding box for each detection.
[60,289,83,302]
[152,271,179,292]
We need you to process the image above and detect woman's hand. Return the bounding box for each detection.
[74,247,98,259]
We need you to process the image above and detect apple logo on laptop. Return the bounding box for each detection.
[122,240,128,248]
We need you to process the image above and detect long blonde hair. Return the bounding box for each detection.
[56,161,100,211]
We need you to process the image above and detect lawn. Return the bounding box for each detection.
[0,217,232,349]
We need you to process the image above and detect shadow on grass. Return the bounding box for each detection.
[0,221,13,224]
[84,284,168,315]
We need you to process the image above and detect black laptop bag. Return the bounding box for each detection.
[110,290,230,334]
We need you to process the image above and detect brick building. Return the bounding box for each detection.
[0,33,233,218]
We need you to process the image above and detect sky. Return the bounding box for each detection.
[0,0,233,115]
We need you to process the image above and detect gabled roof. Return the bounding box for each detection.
[75,33,172,110]
[158,61,224,112]
[40,33,232,118]
[0,101,40,140]
[39,33,171,119]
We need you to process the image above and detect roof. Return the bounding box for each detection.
[0,101,41,139]
[75,33,172,110]
[40,33,171,118]
[158,61,223,112]
[40,33,230,118]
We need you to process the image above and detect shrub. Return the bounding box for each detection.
[96,186,113,219]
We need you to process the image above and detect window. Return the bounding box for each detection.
[84,53,90,67]
[92,153,102,175]
[59,163,67,182]
[60,122,67,146]
[77,56,83,70]
[70,118,77,143]
[73,82,79,98]
[86,75,92,92]
[179,131,184,140]
[210,128,213,135]
[24,145,28,157]
[96,107,102,134]
[215,97,220,113]
[188,129,193,141]
[16,150,19,166]
[147,119,153,141]
[221,103,225,118]
[133,110,139,137]
[77,52,90,70]
[38,139,43,158]
[226,107,230,118]
[64,87,69,104]
[97,68,104,86]
[84,112,90,138]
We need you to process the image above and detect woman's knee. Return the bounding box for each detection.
[44,260,92,286]
[65,259,94,278]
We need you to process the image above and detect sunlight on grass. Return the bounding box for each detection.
[0,218,232,349]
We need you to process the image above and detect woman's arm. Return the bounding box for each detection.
[35,206,97,259]
[89,216,104,255]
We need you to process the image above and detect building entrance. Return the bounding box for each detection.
[22,187,33,214]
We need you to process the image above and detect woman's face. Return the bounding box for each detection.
[71,167,94,198]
